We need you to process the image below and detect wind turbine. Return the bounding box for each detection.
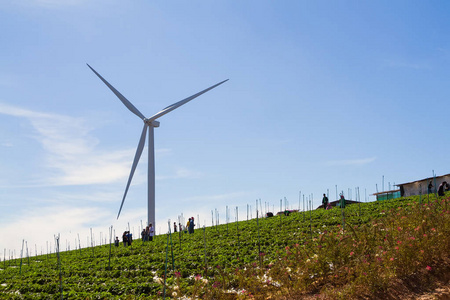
[87,64,228,228]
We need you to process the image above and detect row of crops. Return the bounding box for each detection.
[0,193,449,299]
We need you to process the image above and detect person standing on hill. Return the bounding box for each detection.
[186,218,191,233]
[144,226,150,242]
[189,217,195,234]
[339,193,346,209]
[122,231,128,247]
[126,231,132,245]
[148,224,155,241]
[141,228,146,242]
[438,181,447,197]
[173,222,177,233]
[322,194,329,209]
[428,181,433,194]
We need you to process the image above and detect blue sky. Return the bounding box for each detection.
[1,0,450,256]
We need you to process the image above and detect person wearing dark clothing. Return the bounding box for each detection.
[122,231,128,247]
[144,226,149,242]
[114,237,119,247]
[126,231,132,245]
[438,181,448,197]
[428,181,433,194]
[141,229,146,242]
[174,222,177,233]
[189,217,195,234]
[322,194,329,209]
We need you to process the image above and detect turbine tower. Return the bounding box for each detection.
[87,64,228,228]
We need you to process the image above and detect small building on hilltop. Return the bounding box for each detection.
[372,189,401,201]
[396,173,450,197]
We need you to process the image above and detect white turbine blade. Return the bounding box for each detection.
[87,64,146,120]
[117,124,148,219]
[148,79,229,121]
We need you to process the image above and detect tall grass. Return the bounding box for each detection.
[169,196,450,299]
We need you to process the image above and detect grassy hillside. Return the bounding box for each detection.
[1,193,449,299]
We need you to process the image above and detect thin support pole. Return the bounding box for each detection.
[26,241,30,267]
[55,235,63,300]
[236,207,240,255]
[257,210,262,268]
[226,206,229,235]
[309,199,312,240]
[90,228,94,258]
[419,184,422,205]
[77,234,82,256]
[19,240,24,275]
[178,216,182,251]
[303,195,305,222]
[163,231,170,300]
[108,226,112,270]
[203,226,207,277]
[168,221,175,272]
[279,199,282,226]
[433,170,437,200]
[246,204,249,222]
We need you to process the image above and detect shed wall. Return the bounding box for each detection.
[401,175,450,196]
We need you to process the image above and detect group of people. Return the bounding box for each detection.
[113,219,195,248]
[428,181,449,196]
[321,194,332,209]
[173,217,195,234]
[141,224,155,242]
[322,193,347,209]
[115,231,132,247]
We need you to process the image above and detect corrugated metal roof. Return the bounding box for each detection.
[395,173,450,186]
[372,189,400,196]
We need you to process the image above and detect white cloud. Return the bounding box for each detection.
[0,206,109,257]
[325,157,376,167]
[0,103,133,186]
[0,205,148,258]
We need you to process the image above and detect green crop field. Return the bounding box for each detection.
[1,193,449,299]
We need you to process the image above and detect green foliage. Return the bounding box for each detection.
[0,193,449,299]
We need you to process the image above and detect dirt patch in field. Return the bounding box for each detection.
[381,261,450,300]
[288,259,450,299]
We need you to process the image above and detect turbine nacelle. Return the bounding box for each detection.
[144,119,160,127]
